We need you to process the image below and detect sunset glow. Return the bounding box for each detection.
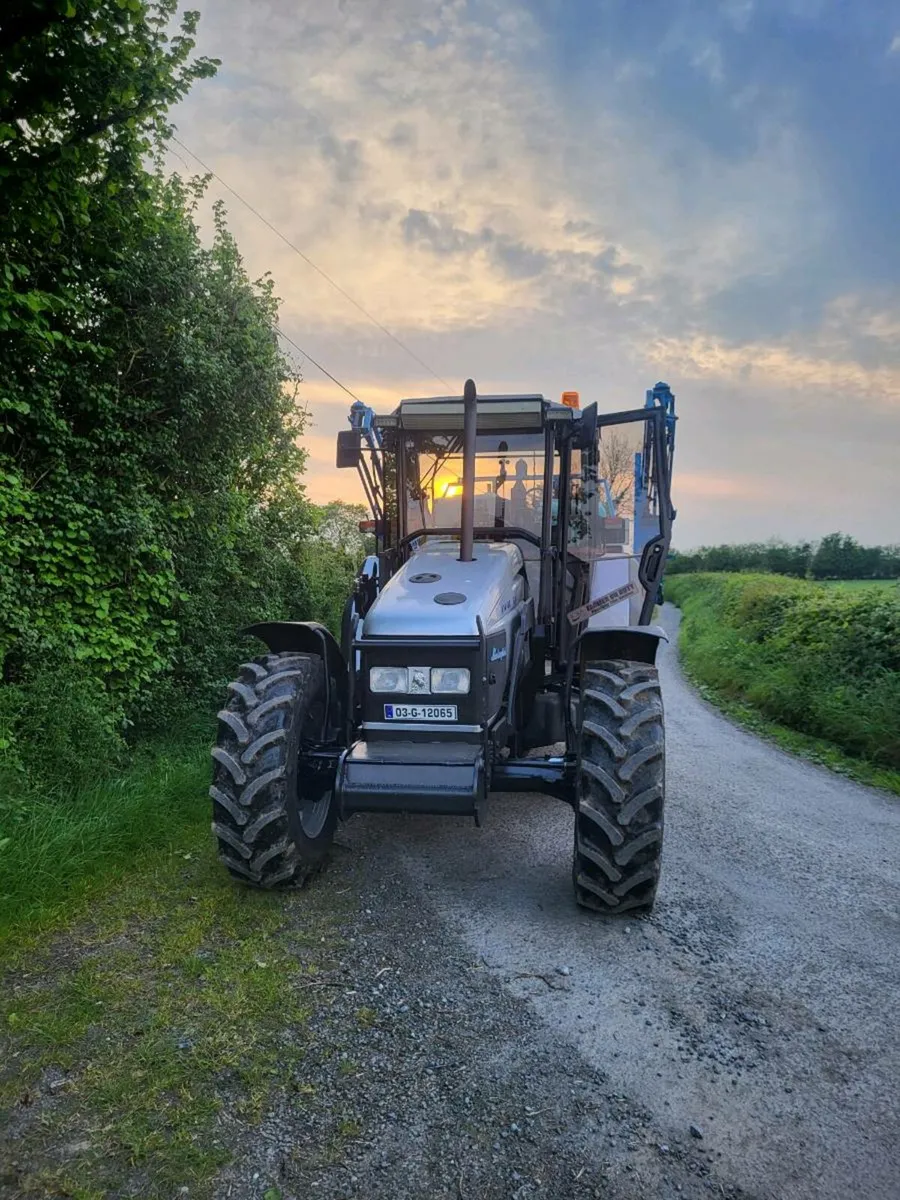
[171,0,900,545]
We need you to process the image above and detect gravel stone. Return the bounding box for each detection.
[213,855,745,1200]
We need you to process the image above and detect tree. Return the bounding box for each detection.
[811,533,856,580]
[313,501,371,558]
[1,4,217,690]
[1,1,217,357]
[0,3,355,731]
[599,431,634,514]
[763,539,811,578]
[669,535,897,580]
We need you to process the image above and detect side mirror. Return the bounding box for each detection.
[336,429,361,469]
[573,402,598,450]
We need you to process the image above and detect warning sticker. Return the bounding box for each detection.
[567,580,638,626]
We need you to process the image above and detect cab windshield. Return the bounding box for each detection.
[403,432,547,538]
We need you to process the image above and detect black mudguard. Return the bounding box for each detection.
[577,624,668,667]
[243,621,348,737]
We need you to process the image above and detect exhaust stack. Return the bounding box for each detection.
[459,378,477,563]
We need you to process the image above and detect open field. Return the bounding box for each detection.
[818,578,899,593]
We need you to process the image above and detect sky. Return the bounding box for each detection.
[169,0,900,548]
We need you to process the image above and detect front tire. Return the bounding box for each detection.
[573,660,665,914]
[210,652,338,888]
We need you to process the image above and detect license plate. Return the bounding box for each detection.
[384,703,457,721]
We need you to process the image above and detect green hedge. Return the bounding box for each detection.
[667,574,900,769]
[0,5,364,859]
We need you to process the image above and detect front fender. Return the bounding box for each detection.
[242,621,348,736]
[577,624,668,667]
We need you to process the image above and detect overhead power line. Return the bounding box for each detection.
[165,139,363,404]
[171,135,452,391]
[274,324,362,405]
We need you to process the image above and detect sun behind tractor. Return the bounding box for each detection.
[210,380,677,913]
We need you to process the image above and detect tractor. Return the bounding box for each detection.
[210,380,677,914]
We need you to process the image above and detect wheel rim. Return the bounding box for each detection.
[300,787,332,839]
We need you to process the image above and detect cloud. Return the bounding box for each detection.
[401,209,485,258]
[170,0,900,544]
[318,134,365,184]
[647,334,900,406]
[298,432,366,506]
[179,0,820,334]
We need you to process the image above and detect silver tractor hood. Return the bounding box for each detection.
[362,540,524,638]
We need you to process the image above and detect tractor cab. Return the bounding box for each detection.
[337,384,675,659]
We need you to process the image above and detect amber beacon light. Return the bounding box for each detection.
[561,391,580,409]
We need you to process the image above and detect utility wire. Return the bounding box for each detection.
[273,324,363,405]
[166,144,364,404]
[171,135,452,390]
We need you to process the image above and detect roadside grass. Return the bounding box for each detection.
[0,740,212,943]
[0,738,353,1199]
[667,573,900,796]
[676,657,900,795]
[1,832,350,1199]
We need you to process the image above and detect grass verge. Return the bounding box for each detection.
[667,573,900,796]
[0,738,212,941]
[0,740,351,1198]
[675,656,900,795]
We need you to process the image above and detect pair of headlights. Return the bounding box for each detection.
[369,666,471,695]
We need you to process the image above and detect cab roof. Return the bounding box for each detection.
[376,394,575,432]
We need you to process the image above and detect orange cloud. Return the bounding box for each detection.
[648,335,900,405]
[298,432,365,506]
[673,473,768,502]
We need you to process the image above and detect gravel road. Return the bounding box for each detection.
[221,606,900,1200]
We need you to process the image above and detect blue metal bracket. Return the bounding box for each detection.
[633,382,676,554]
[348,402,386,530]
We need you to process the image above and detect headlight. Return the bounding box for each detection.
[431,667,470,694]
[369,667,408,693]
[369,666,471,694]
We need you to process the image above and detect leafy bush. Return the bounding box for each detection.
[667,574,900,769]
[0,4,365,852]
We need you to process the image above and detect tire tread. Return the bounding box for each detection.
[211,652,334,889]
[573,659,665,914]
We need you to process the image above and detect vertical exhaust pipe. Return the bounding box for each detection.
[459,378,477,563]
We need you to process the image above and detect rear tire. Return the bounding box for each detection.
[573,660,664,914]
[210,652,338,888]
